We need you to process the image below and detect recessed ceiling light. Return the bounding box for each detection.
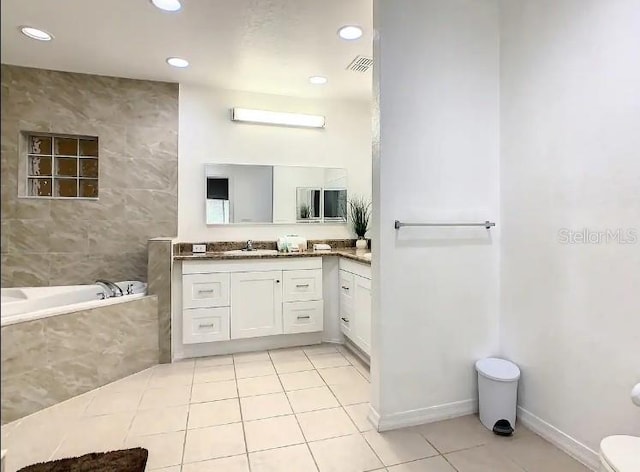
[151,0,182,12]
[20,26,53,41]
[309,76,328,85]
[338,25,363,41]
[166,57,189,68]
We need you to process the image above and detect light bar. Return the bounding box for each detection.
[231,108,325,129]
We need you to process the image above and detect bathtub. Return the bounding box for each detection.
[0,281,147,326]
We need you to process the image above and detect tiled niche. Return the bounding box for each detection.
[1,65,179,287]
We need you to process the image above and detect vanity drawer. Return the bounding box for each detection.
[183,273,230,308]
[283,269,323,302]
[183,307,230,344]
[339,270,354,306]
[283,300,324,334]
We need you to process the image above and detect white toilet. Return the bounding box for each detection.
[599,384,640,472]
[599,435,640,472]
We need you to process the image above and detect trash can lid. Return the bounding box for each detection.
[475,358,520,382]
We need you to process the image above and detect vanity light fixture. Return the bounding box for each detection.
[20,26,53,41]
[166,57,189,68]
[309,76,328,85]
[151,0,182,12]
[231,108,325,129]
[338,25,363,41]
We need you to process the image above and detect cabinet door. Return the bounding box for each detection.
[339,270,354,337]
[353,275,372,355]
[231,271,283,339]
[183,273,229,308]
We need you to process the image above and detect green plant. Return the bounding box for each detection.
[348,196,371,238]
[299,203,311,219]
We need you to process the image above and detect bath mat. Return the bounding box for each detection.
[17,448,148,472]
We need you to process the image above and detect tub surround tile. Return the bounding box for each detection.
[1,65,178,288]
[148,239,173,363]
[1,296,159,423]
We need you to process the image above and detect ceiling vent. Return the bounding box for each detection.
[346,55,373,73]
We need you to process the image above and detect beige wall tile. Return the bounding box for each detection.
[0,64,178,287]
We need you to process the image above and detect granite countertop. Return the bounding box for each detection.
[174,248,371,265]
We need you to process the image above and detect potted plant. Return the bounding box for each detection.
[299,203,311,220]
[348,196,371,249]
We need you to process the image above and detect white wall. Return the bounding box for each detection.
[178,84,372,240]
[500,0,640,461]
[371,0,500,427]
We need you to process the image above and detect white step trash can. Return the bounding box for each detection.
[475,358,521,436]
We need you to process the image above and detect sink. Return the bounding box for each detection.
[223,249,279,256]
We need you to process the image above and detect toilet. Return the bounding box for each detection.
[599,435,640,472]
[599,383,640,471]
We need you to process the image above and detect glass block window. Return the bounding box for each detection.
[26,133,99,198]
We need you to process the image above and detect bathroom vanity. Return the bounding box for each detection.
[168,244,371,361]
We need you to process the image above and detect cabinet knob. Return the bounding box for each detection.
[276,280,280,283]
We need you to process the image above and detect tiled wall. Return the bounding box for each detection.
[0,296,159,423]
[0,65,178,287]
[148,238,173,363]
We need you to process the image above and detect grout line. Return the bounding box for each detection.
[273,356,320,472]
[235,352,253,472]
[177,358,196,470]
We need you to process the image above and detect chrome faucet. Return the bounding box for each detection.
[96,279,123,298]
[245,240,254,251]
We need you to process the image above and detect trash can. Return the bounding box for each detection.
[475,357,520,436]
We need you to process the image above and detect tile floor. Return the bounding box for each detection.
[1,344,591,472]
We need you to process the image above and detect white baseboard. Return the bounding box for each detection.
[517,406,600,471]
[368,399,477,432]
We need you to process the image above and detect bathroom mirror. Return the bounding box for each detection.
[205,164,347,225]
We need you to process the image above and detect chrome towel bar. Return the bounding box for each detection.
[394,220,496,230]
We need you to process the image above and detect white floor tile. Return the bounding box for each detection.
[125,430,185,470]
[148,369,194,388]
[234,351,271,363]
[308,353,351,369]
[318,366,368,386]
[83,390,142,416]
[344,403,375,432]
[268,348,308,362]
[244,415,305,452]
[296,407,358,441]
[363,429,438,466]
[308,433,383,472]
[279,370,326,391]
[183,422,246,463]
[195,355,234,367]
[249,443,318,472]
[139,385,191,409]
[129,405,188,436]
[273,359,315,374]
[235,360,277,379]
[303,344,340,355]
[387,456,457,472]
[240,392,293,421]
[191,379,237,403]
[187,398,242,429]
[287,386,340,413]
[236,375,283,397]
[193,364,236,383]
[182,454,250,472]
[329,382,371,406]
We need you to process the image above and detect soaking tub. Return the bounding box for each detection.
[0,281,147,327]
[1,281,158,423]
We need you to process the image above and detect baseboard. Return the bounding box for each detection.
[368,399,477,432]
[517,406,600,471]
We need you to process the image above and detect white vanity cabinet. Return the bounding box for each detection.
[339,259,372,356]
[181,258,323,344]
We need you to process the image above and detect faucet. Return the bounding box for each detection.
[96,279,124,298]
[245,240,254,251]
